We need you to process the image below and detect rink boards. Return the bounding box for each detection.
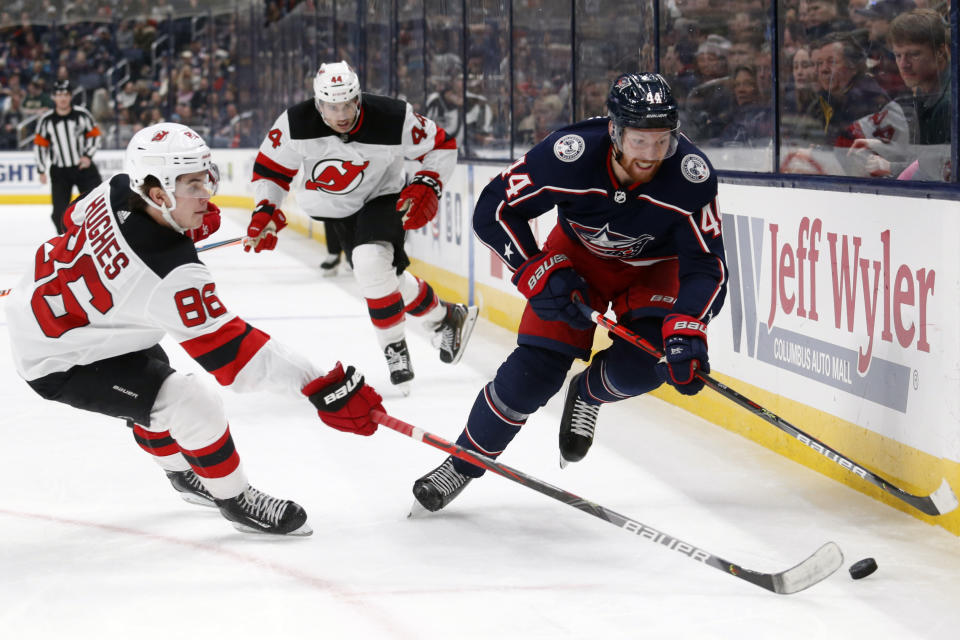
[2,148,958,534]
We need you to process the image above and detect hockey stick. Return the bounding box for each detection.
[576,302,959,517]
[196,236,243,252]
[1,238,243,299]
[371,409,842,595]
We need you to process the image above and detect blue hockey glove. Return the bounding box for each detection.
[511,250,592,330]
[655,314,709,395]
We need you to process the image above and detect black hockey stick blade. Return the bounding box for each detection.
[372,410,842,595]
[576,302,959,517]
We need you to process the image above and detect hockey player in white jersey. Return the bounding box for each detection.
[4,123,385,536]
[243,60,478,395]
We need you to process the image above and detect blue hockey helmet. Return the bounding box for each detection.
[607,73,680,158]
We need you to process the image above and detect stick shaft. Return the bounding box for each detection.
[578,303,956,516]
[370,409,838,594]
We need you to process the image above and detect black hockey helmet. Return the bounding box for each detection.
[607,73,680,157]
[53,79,72,94]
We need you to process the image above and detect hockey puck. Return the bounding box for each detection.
[848,557,878,580]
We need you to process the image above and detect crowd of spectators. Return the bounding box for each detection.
[0,0,954,182]
[659,0,951,179]
[0,0,256,151]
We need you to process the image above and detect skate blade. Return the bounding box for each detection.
[559,454,570,470]
[394,381,411,397]
[229,521,314,536]
[179,493,217,508]
[448,305,480,365]
[407,499,432,518]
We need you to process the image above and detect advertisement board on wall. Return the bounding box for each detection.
[714,184,960,463]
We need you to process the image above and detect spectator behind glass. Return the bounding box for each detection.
[781,45,819,142]
[720,65,773,148]
[517,93,566,148]
[855,0,916,100]
[850,8,951,180]
[782,32,908,176]
[0,91,24,149]
[576,78,608,120]
[683,34,735,145]
[799,0,855,41]
[424,75,494,156]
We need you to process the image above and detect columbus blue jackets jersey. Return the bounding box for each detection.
[474,118,727,321]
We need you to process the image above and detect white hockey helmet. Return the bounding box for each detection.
[125,122,219,232]
[313,60,361,108]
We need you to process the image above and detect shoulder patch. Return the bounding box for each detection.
[680,154,710,183]
[553,134,586,162]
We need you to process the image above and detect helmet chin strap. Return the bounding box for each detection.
[159,198,187,234]
[139,189,187,233]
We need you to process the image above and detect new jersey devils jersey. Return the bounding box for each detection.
[474,118,727,321]
[252,93,457,219]
[5,174,321,393]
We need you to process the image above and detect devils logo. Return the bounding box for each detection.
[305,159,370,193]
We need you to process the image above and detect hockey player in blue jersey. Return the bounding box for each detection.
[412,73,727,512]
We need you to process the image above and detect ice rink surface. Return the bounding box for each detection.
[1,206,959,639]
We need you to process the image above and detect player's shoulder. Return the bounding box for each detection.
[351,93,407,145]
[109,173,202,278]
[525,118,610,174]
[655,134,717,207]
[287,98,336,140]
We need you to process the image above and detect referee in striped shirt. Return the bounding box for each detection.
[34,80,102,233]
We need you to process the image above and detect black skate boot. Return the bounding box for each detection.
[215,485,312,536]
[412,456,473,513]
[435,302,479,364]
[165,469,216,508]
[558,371,601,467]
[385,338,414,395]
[319,253,341,277]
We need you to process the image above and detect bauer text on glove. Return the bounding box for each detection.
[655,314,709,395]
[303,363,384,436]
[512,250,593,330]
[243,200,287,253]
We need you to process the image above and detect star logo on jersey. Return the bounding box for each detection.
[503,243,514,260]
[568,221,654,260]
[305,159,369,194]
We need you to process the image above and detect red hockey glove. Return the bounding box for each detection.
[302,362,384,436]
[655,314,710,396]
[185,202,222,242]
[243,200,287,253]
[511,250,593,330]
[397,170,442,230]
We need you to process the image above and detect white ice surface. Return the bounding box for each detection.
[1,207,958,639]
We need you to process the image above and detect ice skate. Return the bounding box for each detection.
[215,485,312,536]
[319,253,341,277]
[411,456,472,513]
[165,469,216,508]
[558,371,601,468]
[435,302,479,364]
[384,339,414,396]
